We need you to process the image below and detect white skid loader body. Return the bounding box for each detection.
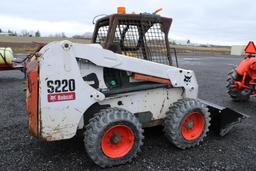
[35,40,198,141]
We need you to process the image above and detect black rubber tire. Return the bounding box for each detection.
[84,108,144,168]
[226,69,251,102]
[164,98,211,149]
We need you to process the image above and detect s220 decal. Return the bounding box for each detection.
[47,79,75,93]
[47,79,76,102]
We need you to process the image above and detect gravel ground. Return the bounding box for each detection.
[0,54,255,171]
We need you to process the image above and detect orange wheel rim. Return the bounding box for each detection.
[181,112,205,141]
[101,125,134,158]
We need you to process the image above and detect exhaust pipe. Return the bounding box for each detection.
[199,99,248,136]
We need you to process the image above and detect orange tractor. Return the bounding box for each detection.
[227,41,256,101]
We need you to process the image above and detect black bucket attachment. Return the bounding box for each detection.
[199,99,248,136]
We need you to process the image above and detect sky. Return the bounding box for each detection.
[0,0,255,45]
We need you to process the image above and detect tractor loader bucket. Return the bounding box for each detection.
[199,99,248,136]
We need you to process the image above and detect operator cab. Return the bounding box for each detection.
[92,12,174,66]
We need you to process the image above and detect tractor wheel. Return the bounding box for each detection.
[164,99,210,149]
[226,69,252,102]
[84,108,144,168]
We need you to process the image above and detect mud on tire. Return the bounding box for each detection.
[164,98,211,149]
[84,108,144,168]
[226,69,251,102]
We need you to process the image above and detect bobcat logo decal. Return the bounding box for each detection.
[184,75,192,83]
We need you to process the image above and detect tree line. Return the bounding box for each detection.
[0,28,67,38]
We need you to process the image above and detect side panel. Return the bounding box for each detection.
[100,88,183,120]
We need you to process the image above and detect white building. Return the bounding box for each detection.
[230,45,245,56]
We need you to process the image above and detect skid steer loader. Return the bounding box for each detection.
[26,8,247,167]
